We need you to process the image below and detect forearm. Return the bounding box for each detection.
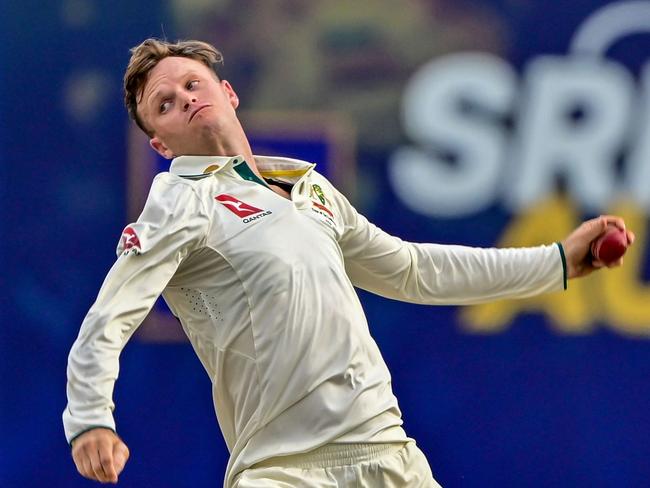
[346,240,565,305]
[63,306,140,444]
[63,253,180,444]
[333,177,565,305]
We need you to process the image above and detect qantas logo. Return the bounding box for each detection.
[216,194,263,217]
[120,226,141,254]
[215,194,272,223]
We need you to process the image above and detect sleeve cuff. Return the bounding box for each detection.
[555,242,568,290]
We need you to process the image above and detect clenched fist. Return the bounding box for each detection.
[71,428,130,483]
[562,215,635,279]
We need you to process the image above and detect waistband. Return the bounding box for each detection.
[251,442,409,470]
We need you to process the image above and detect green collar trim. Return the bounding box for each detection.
[233,160,269,188]
[556,242,568,290]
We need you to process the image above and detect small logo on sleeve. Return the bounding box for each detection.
[215,194,272,223]
[309,183,334,221]
[311,184,327,205]
[120,226,141,255]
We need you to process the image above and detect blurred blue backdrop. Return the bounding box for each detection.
[2,1,650,487]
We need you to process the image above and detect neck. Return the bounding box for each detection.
[217,140,262,180]
[198,125,262,179]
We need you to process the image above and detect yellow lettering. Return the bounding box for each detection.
[460,195,599,334]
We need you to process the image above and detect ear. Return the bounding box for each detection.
[221,80,239,109]
[149,137,174,159]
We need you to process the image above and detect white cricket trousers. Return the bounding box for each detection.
[232,442,442,487]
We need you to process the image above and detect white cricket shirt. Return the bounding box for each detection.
[63,155,566,487]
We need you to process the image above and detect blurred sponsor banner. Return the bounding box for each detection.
[388,1,650,337]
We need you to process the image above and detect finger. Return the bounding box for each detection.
[626,230,635,245]
[585,217,609,240]
[71,442,85,465]
[81,455,96,481]
[113,442,130,475]
[592,260,606,269]
[99,441,118,483]
[607,257,624,268]
[72,451,85,478]
[600,215,626,231]
[87,446,108,482]
[92,453,109,482]
[71,447,83,474]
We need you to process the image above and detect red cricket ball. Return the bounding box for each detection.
[590,226,628,264]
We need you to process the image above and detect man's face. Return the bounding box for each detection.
[138,56,240,158]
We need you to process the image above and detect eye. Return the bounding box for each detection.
[159,100,172,114]
[187,80,199,90]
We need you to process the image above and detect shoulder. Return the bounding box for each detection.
[116,173,208,256]
[145,172,203,211]
[150,171,198,192]
[307,169,352,209]
[307,170,344,199]
[308,169,332,187]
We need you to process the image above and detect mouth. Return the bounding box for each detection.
[189,104,211,123]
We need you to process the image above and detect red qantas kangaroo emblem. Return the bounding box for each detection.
[215,194,264,218]
[120,226,141,253]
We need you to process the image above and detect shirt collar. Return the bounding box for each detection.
[169,154,316,182]
[169,155,240,177]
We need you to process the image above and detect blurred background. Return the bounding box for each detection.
[2,0,650,486]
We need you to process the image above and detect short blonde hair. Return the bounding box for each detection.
[123,38,224,136]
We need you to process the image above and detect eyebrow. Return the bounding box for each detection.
[149,90,167,107]
[145,86,174,117]
[146,72,202,111]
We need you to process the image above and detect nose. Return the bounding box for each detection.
[183,96,198,112]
